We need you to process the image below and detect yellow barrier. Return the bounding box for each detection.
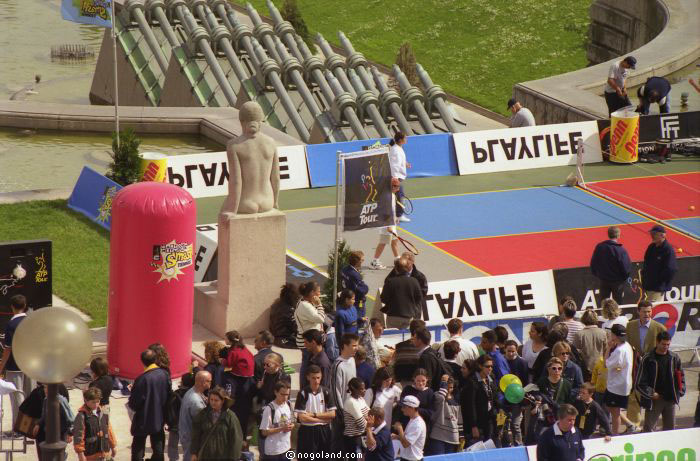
[609,109,639,164]
[139,152,168,182]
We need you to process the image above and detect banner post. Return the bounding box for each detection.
[111,0,120,148]
[332,151,342,308]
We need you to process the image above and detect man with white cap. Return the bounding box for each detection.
[392,396,426,461]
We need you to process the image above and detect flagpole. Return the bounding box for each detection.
[111,0,120,148]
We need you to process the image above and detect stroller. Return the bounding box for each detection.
[523,385,559,445]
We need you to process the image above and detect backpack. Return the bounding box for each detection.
[426,347,455,383]
[260,401,294,455]
[164,387,189,430]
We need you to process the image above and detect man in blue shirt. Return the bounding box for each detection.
[636,76,672,115]
[537,404,585,461]
[480,330,509,387]
[365,407,394,461]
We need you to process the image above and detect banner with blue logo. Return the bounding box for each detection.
[61,0,113,28]
[67,166,122,231]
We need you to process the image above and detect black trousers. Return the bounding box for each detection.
[605,92,632,116]
[599,279,625,304]
[131,430,165,461]
[297,424,332,458]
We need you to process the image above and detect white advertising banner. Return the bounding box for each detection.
[193,223,218,282]
[421,270,558,326]
[526,427,700,461]
[453,121,603,175]
[166,145,310,198]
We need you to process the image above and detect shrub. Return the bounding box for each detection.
[280,0,314,50]
[322,239,352,312]
[107,128,142,186]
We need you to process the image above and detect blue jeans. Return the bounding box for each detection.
[425,438,459,455]
[639,91,671,115]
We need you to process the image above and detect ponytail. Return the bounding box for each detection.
[389,131,405,146]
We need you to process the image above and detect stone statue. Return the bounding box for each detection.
[220,101,280,216]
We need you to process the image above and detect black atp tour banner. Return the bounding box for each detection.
[597,110,700,152]
[0,240,52,336]
[342,148,394,232]
[553,255,700,309]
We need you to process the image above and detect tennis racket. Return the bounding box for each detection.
[396,195,414,215]
[388,229,419,255]
[631,265,643,304]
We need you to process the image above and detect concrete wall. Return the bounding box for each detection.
[514,0,699,124]
[0,101,301,147]
[587,0,667,64]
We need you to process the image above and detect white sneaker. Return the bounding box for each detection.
[370,260,387,270]
[399,215,411,222]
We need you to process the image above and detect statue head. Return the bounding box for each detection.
[239,101,264,136]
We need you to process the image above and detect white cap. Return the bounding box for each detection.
[401,395,420,408]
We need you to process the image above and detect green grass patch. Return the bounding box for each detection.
[0,200,109,327]
[239,0,592,115]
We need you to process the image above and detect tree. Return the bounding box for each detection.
[280,0,314,50]
[322,239,352,312]
[390,42,421,91]
[107,128,142,186]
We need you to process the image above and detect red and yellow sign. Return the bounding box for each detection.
[139,152,168,182]
[609,109,639,164]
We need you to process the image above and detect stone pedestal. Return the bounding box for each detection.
[194,209,286,338]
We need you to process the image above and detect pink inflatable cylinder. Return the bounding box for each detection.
[107,182,196,379]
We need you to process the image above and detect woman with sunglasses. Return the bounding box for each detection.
[551,341,583,402]
[460,354,500,446]
[536,357,575,406]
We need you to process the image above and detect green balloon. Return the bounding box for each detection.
[505,383,525,404]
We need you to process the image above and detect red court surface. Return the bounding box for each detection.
[434,223,700,275]
[587,172,700,220]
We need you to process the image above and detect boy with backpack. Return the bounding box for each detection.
[73,388,117,461]
[260,381,295,460]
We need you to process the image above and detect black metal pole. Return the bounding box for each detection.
[40,383,66,461]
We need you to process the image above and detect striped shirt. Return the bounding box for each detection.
[563,320,584,342]
[343,396,369,436]
[294,300,325,348]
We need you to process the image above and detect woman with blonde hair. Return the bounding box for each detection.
[551,341,583,401]
[601,298,628,330]
[203,340,224,387]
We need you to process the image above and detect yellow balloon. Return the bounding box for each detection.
[499,374,523,392]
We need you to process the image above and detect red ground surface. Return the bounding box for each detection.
[586,172,700,220]
[435,222,700,275]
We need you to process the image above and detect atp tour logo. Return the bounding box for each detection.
[660,115,680,139]
[358,159,381,226]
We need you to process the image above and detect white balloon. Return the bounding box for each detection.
[13,307,92,383]
[12,264,26,280]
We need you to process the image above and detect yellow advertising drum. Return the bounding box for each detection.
[139,152,168,182]
[609,108,640,163]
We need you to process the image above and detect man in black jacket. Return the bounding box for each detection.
[590,226,632,303]
[413,327,445,391]
[536,404,585,461]
[640,225,678,302]
[392,319,425,385]
[385,252,429,317]
[380,258,423,329]
[128,349,171,461]
[636,331,685,432]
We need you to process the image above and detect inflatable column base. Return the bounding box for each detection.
[194,209,286,338]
